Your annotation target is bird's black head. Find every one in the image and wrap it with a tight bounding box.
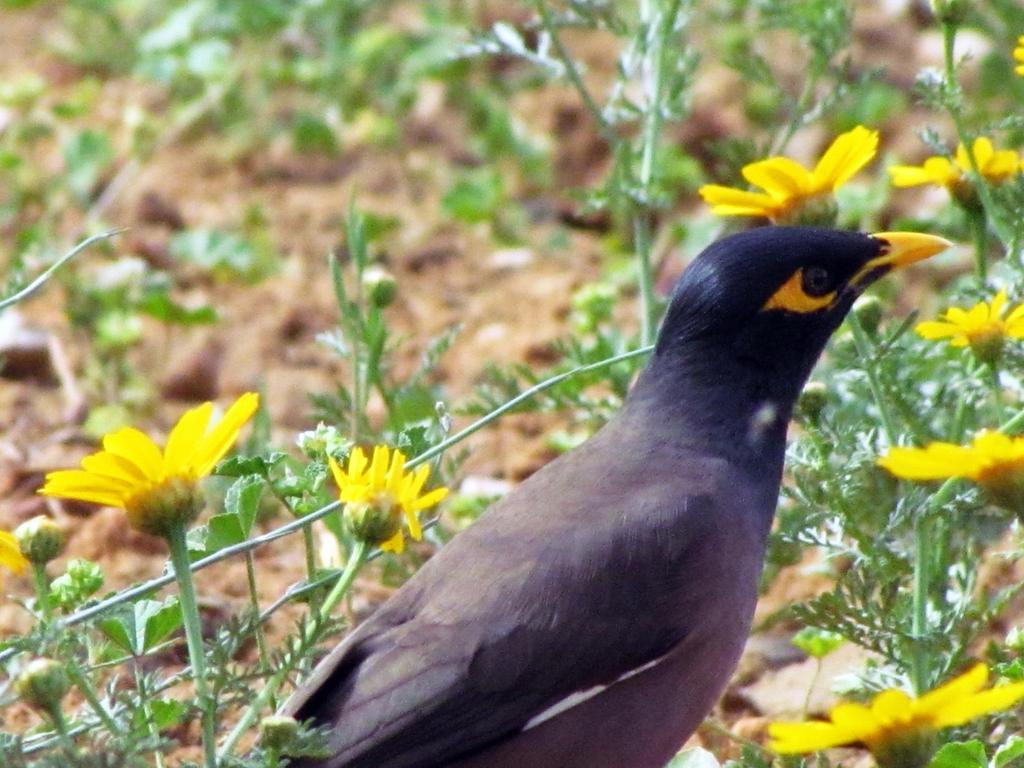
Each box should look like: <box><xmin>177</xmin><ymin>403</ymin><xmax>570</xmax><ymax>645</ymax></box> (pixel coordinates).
<box><xmin>635</xmin><ymin>227</ymin><xmax>949</xmax><ymax>469</ymax></box>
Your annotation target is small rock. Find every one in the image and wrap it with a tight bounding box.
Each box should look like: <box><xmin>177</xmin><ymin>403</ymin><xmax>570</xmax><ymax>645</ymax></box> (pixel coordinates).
<box><xmin>0</xmin><ymin>311</ymin><xmax>55</xmax><ymax>383</ymax></box>
<box><xmin>161</xmin><ymin>339</ymin><xmax>224</xmax><ymax>401</ymax></box>
<box><xmin>489</xmin><ymin>248</ymin><xmax>535</xmax><ymax>271</ymax></box>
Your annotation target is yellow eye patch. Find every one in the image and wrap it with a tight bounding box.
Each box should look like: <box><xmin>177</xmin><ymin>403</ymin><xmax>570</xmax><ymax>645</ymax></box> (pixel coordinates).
<box><xmin>762</xmin><ymin>269</ymin><xmax>837</xmax><ymax>314</ymax></box>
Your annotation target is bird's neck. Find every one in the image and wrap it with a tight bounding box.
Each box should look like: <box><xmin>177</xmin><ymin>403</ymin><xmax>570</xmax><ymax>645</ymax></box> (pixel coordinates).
<box><xmin>625</xmin><ymin>341</ymin><xmax>808</xmax><ymax>480</ymax></box>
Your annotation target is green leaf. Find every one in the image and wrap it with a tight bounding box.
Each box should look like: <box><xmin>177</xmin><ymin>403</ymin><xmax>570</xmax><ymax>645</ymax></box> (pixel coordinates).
<box><xmin>929</xmin><ymin>741</ymin><xmax>987</xmax><ymax>768</ymax></box>
<box><xmin>152</xmin><ymin>698</ymin><xmax>188</xmax><ymax>730</ymax></box>
<box><xmin>792</xmin><ymin>627</ymin><xmax>845</xmax><ymax>658</ymax></box>
<box><xmin>292</xmin><ymin>112</ymin><xmax>338</xmax><ymax>155</ymax></box>
<box><xmin>99</xmin><ymin>598</ymin><xmax>182</xmax><ymax>656</ymax></box>
<box><xmin>994</xmin><ymin>736</ymin><xmax>1024</xmax><ymax>767</ymax></box>
<box><xmin>138</xmin><ymin>290</ymin><xmax>218</xmax><ymax>325</ymax></box>
<box><xmin>215</xmin><ymin>452</ymin><xmax>286</xmax><ymax>478</ymax></box>
<box><xmin>62</xmin><ymin>129</ymin><xmax>114</xmax><ymax>201</ymax></box>
<box><xmin>224</xmin><ymin>475</ymin><xmax>264</xmax><ymax>537</ymax></box>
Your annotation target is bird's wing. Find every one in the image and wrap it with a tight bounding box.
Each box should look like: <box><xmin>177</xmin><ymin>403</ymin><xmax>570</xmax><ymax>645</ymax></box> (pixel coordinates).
<box><xmin>286</xmin><ymin>438</ymin><xmax>762</xmax><ymax>768</ymax></box>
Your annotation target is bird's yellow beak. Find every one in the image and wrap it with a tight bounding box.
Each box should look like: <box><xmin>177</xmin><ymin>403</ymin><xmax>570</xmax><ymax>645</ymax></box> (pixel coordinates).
<box><xmin>851</xmin><ymin>232</ymin><xmax>954</xmax><ymax>286</ymax></box>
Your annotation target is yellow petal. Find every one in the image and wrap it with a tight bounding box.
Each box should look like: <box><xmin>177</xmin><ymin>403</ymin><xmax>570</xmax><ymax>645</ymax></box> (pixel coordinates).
<box><xmin>871</xmin><ymin>690</ymin><xmax>913</xmax><ymax>725</ymax></box>
<box><xmin>916</xmin><ymin>664</ymin><xmax>988</xmax><ymax>716</ymax></box>
<box><xmin>406</xmin><ymin>486</ymin><xmax>449</xmax><ymax>512</ymax></box>
<box><xmin>371</xmin><ymin>446</ymin><xmax>389</xmax><ymax>489</ymax></box>
<box><xmin>698</xmin><ymin>184</ymin><xmax>780</xmax><ymax>217</ymax></box>
<box><xmin>889</xmin><ymin>164</ymin><xmax>934</xmax><ymax>187</ymax></box>
<box><xmin>0</xmin><ymin>531</ymin><xmax>29</xmax><ymax>575</ymax></box>
<box><xmin>812</xmin><ymin>125</ymin><xmax>878</xmax><ymax>190</ymax></box>
<box><xmin>768</xmin><ymin>721</ymin><xmax>861</xmax><ymax>754</ymax></box>
<box><xmin>915</xmin><ymin>321</ymin><xmax>958</xmax><ymax>340</ymax></box>
<box><xmin>163</xmin><ymin>402</ymin><xmax>213</xmax><ymax>476</ymax></box>
<box><xmin>190</xmin><ymin>392</ymin><xmax>260</xmax><ymax>477</ymax></box>
<box><xmin>878</xmin><ymin>444</ymin><xmax>976</xmax><ymax>480</ymax></box>
<box><xmin>347</xmin><ymin>447</ymin><xmax>368</xmax><ymax>480</ymax></box>
<box><xmin>931</xmin><ymin>681</ymin><xmax>1024</xmax><ymax>728</ymax></box>
<box><xmin>102</xmin><ymin>428</ymin><xmax>164</xmax><ymax>481</ymax></box>
<box><xmin>80</xmin><ymin>452</ymin><xmax>148</xmax><ymax>489</ymax></box>
<box><xmin>742</xmin><ymin>157</ymin><xmax>813</xmax><ymax>198</ymax></box>
<box><xmin>387</xmin><ymin>449</ymin><xmax>407</xmax><ymax>494</ymax></box>
<box><xmin>328</xmin><ymin>457</ymin><xmax>348</xmax><ymax>492</ymax></box>
<box><xmin>379</xmin><ymin>530</ymin><xmax>405</xmax><ymax>554</ymax></box>
<box><xmin>403</xmin><ymin>508</ymin><xmax>423</xmax><ymax>541</ymax></box>
<box><xmin>39</xmin><ymin>470</ymin><xmax>128</xmax><ymax>507</ymax></box>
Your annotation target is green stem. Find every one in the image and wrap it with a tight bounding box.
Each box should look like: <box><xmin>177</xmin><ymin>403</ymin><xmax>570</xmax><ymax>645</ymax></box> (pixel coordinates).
<box><xmin>911</xmin><ymin>510</ymin><xmax>930</xmax><ymax>695</ymax></box>
<box><xmin>532</xmin><ymin>0</ymin><xmax>617</xmax><ymax>147</ymax></box>
<box><xmin>134</xmin><ymin>661</ymin><xmax>167</xmax><ymax>768</ymax></box>
<box><xmin>969</xmin><ymin>209</ymin><xmax>989</xmax><ymax>284</ymax></box>
<box><xmin>989</xmin><ymin>363</ymin><xmax>1004</xmax><ymax>423</ymax></box>
<box><xmin>849</xmin><ymin>314</ymin><xmax>899</xmax><ymax>443</ymax></box>
<box><xmin>319</xmin><ymin>539</ymin><xmax>369</xmax><ymax>622</ymax></box>
<box><xmin>47</xmin><ymin>706</ymin><xmax>79</xmax><ymax>761</ymax></box>
<box><xmin>301</xmin><ymin>525</ymin><xmax>318</xmax><ymax>588</ymax></box>
<box><xmin>167</xmin><ymin>524</ymin><xmax>216</xmax><ymax>768</ymax></box>
<box><xmin>218</xmin><ymin>539</ymin><xmax>370</xmax><ymax>759</ymax></box>
<box><xmin>68</xmin><ymin>664</ymin><xmax>121</xmax><ymax>736</ymax></box>
<box><xmin>245</xmin><ymin>551</ymin><xmax>272</xmax><ymax>676</ymax></box>
<box><xmin>941</xmin><ymin>22</ymin><xmax>1014</xmax><ymax>247</ymax></box>
<box><xmin>633</xmin><ymin>0</ymin><xmax>683</xmax><ymax>346</ymax></box>
<box><xmin>32</xmin><ymin>563</ymin><xmax>51</xmax><ymax>622</ymax></box>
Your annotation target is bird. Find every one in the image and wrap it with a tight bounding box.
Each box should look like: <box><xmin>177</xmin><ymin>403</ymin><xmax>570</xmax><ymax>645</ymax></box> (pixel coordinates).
<box><xmin>282</xmin><ymin>226</ymin><xmax>951</xmax><ymax>768</ymax></box>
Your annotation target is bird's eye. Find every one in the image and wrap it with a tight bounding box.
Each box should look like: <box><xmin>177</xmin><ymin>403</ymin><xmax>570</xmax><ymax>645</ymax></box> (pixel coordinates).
<box><xmin>801</xmin><ymin>266</ymin><xmax>832</xmax><ymax>296</ymax></box>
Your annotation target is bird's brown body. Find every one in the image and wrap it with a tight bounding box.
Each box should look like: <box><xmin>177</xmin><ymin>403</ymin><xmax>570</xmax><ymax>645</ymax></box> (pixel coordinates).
<box><xmin>284</xmin><ymin>228</ymin><xmax>951</xmax><ymax>768</ymax></box>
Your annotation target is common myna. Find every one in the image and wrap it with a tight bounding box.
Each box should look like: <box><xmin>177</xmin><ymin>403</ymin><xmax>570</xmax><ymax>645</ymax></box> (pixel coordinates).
<box><xmin>284</xmin><ymin>227</ymin><xmax>951</xmax><ymax>768</ymax></box>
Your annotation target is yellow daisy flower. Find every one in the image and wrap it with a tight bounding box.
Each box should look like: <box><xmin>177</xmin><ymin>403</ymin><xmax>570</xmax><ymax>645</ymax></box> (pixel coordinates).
<box><xmin>40</xmin><ymin>393</ymin><xmax>259</xmax><ymax>537</ymax></box>
<box><xmin>770</xmin><ymin>664</ymin><xmax>1024</xmax><ymax>768</ymax></box>
<box><xmin>329</xmin><ymin>445</ymin><xmax>448</xmax><ymax>554</ymax></box>
<box><xmin>879</xmin><ymin>430</ymin><xmax>1024</xmax><ymax>511</ymax></box>
<box><xmin>0</xmin><ymin>530</ymin><xmax>29</xmax><ymax>582</ymax></box>
<box><xmin>1015</xmin><ymin>35</ymin><xmax>1024</xmax><ymax>77</ymax></box>
<box><xmin>915</xmin><ymin>290</ymin><xmax>1024</xmax><ymax>363</ymax></box>
<box><xmin>889</xmin><ymin>137</ymin><xmax>1022</xmax><ymax>196</ymax></box>
<box><xmin>698</xmin><ymin>125</ymin><xmax>878</xmax><ymax>224</ymax></box>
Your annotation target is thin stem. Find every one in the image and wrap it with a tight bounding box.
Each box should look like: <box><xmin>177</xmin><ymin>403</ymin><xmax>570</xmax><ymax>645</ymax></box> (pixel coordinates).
<box><xmin>32</xmin><ymin>563</ymin><xmax>51</xmax><ymax>622</ymax></box>
<box><xmin>218</xmin><ymin>539</ymin><xmax>370</xmax><ymax>758</ymax></box>
<box><xmin>532</xmin><ymin>0</ymin><xmax>617</xmax><ymax>147</ymax></box>
<box><xmin>849</xmin><ymin>314</ymin><xmax>899</xmax><ymax>443</ymax></box>
<box><xmin>989</xmin><ymin>364</ymin><xmax>1004</xmax><ymax>423</ymax></box>
<box><xmin>0</xmin><ymin>231</ymin><xmax>121</xmax><ymax>311</ymax></box>
<box><xmin>47</xmin><ymin>707</ymin><xmax>79</xmax><ymax>761</ymax></box>
<box><xmin>302</xmin><ymin>524</ymin><xmax>318</xmax><ymax>583</ymax></box>
<box><xmin>318</xmin><ymin>539</ymin><xmax>369</xmax><ymax>622</ymax></box>
<box><xmin>133</xmin><ymin>661</ymin><xmax>167</xmax><ymax>768</ymax></box>
<box><xmin>970</xmin><ymin>209</ymin><xmax>989</xmax><ymax>284</ymax></box>
<box><xmin>634</xmin><ymin>0</ymin><xmax>683</xmax><ymax>345</ymax></box>
<box><xmin>245</xmin><ymin>551</ymin><xmax>272</xmax><ymax>676</ymax></box>
<box><xmin>167</xmin><ymin>524</ymin><xmax>216</xmax><ymax>768</ymax></box>
<box><xmin>941</xmin><ymin>22</ymin><xmax>1013</xmax><ymax>246</ymax></box>
<box><xmin>67</xmin><ymin>664</ymin><xmax>121</xmax><ymax>736</ymax></box>
<box><xmin>911</xmin><ymin>510</ymin><xmax>930</xmax><ymax>695</ymax></box>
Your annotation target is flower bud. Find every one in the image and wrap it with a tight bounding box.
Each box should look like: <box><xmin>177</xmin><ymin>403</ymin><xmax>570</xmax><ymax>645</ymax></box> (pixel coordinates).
<box><xmin>362</xmin><ymin>265</ymin><xmax>397</xmax><ymax>308</ymax></box>
<box><xmin>126</xmin><ymin>477</ymin><xmax>204</xmax><ymax>538</ymax></box>
<box><xmin>345</xmin><ymin>500</ymin><xmax>401</xmax><ymax>547</ymax></box>
<box><xmin>260</xmin><ymin>714</ymin><xmax>299</xmax><ymax>752</ymax></box>
<box><xmin>798</xmin><ymin>382</ymin><xmax>828</xmax><ymax>426</ymax></box>
<box><xmin>967</xmin><ymin>329</ymin><xmax>1005</xmax><ymax>367</ymax></box>
<box><xmin>777</xmin><ymin>195</ymin><xmax>837</xmax><ymax>227</ymax></box>
<box><xmin>15</xmin><ymin>658</ymin><xmax>70</xmax><ymax>713</ymax></box>
<box><xmin>930</xmin><ymin>0</ymin><xmax>967</xmax><ymax>25</ymax></box>
<box><xmin>15</xmin><ymin>516</ymin><xmax>66</xmax><ymax>565</ymax></box>
<box><xmin>852</xmin><ymin>295</ymin><xmax>883</xmax><ymax>334</ymax></box>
